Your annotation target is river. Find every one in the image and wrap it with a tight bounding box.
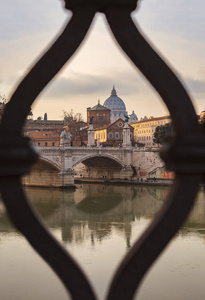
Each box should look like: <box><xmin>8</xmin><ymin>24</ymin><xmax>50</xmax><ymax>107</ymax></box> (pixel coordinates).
<box><xmin>0</xmin><ymin>183</ymin><xmax>205</xmax><ymax>299</ymax></box>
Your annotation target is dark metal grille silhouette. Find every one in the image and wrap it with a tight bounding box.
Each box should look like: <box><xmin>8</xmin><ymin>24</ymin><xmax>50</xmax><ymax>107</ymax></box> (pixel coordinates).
<box><xmin>0</xmin><ymin>0</ymin><xmax>202</xmax><ymax>299</ymax></box>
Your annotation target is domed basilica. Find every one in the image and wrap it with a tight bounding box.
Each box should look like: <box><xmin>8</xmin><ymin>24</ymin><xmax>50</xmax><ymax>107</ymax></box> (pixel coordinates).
<box><xmin>87</xmin><ymin>86</ymin><xmax>138</xmax><ymax>128</ymax></box>
<box><xmin>103</xmin><ymin>86</ymin><xmax>127</xmax><ymax>123</ymax></box>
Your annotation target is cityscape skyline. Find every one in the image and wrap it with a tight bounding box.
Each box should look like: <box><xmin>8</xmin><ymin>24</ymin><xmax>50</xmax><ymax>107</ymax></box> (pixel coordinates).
<box><xmin>0</xmin><ymin>0</ymin><xmax>205</xmax><ymax>120</ymax></box>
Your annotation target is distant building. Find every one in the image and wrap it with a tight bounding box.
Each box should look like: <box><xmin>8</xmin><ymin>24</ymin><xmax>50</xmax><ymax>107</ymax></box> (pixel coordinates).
<box><xmin>24</xmin><ymin>117</ymin><xmax>65</xmax><ymax>148</ymax></box>
<box><xmin>131</xmin><ymin>115</ymin><xmax>171</xmax><ymax>148</ymax></box>
<box><xmin>87</xmin><ymin>100</ymin><xmax>110</xmax><ymax>129</ymax></box>
<box><xmin>25</xmin><ymin>119</ymin><xmax>65</xmax><ymax>134</ymax></box>
<box><xmin>95</xmin><ymin>118</ymin><xmax>134</xmax><ymax>146</ymax></box>
<box><xmin>129</xmin><ymin>110</ymin><xmax>138</xmax><ymax>123</ymax></box>
<box><xmin>27</xmin><ymin>131</ymin><xmax>60</xmax><ymax>147</ymax></box>
<box><xmin>103</xmin><ymin>86</ymin><xmax>127</xmax><ymax>123</ymax></box>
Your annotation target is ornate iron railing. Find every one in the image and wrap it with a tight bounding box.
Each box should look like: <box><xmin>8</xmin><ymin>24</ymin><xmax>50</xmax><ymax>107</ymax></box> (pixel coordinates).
<box><xmin>0</xmin><ymin>0</ymin><xmax>202</xmax><ymax>299</ymax></box>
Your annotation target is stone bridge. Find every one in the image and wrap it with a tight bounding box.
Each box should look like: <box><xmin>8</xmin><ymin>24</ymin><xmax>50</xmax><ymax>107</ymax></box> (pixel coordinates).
<box><xmin>23</xmin><ymin>146</ymin><xmax>135</xmax><ymax>188</ymax></box>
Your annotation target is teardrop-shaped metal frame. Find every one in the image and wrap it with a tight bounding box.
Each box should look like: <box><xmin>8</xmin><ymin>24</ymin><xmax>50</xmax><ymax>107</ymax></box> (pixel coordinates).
<box><xmin>0</xmin><ymin>3</ymin><xmax>202</xmax><ymax>300</ymax></box>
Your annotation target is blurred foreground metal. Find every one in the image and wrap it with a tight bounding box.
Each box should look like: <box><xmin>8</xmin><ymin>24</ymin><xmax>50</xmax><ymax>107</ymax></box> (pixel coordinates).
<box><xmin>0</xmin><ymin>0</ymin><xmax>202</xmax><ymax>299</ymax></box>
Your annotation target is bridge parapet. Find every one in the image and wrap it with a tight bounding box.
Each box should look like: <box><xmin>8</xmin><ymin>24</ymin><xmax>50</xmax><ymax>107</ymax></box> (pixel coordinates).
<box><xmin>35</xmin><ymin>146</ymin><xmax>164</xmax><ymax>184</ymax></box>
<box><xmin>39</xmin><ymin>146</ymin><xmax>133</xmax><ymax>170</ymax></box>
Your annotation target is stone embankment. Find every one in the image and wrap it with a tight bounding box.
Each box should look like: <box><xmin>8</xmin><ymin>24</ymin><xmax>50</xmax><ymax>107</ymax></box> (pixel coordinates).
<box><xmin>75</xmin><ymin>177</ymin><xmax>174</xmax><ymax>187</ymax></box>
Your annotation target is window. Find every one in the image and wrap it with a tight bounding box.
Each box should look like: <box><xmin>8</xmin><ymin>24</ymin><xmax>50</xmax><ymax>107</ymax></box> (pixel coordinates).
<box><xmin>115</xmin><ymin>132</ymin><xmax>119</xmax><ymax>139</ymax></box>
<box><xmin>52</xmin><ymin>142</ymin><xmax>55</xmax><ymax>146</ymax></box>
<box><xmin>38</xmin><ymin>142</ymin><xmax>40</xmax><ymax>146</ymax></box>
<box><xmin>45</xmin><ymin>142</ymin><xmax>47</xmax><ymax>147</ymax></box>
<box><xmin>108</xmin><ymin>133</ymin><xmax>113</xmax><ymax>139</ymax></box>
<box><xmin>98</xmin><ymin>114</ymin><xmax>103</xmax><ymax>121</ymax></box>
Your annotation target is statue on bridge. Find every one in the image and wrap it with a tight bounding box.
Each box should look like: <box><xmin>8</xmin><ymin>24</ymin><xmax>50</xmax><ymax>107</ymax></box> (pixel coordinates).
<box><xmin>60</xmin><ymin>129</ymin><xmax>72</xmax><ymax>147</ymax></box>
<box><xmin>124</xmin><ymin>113</ymin><xmax>130</xmax><ymax>123</ymax></box>
<box><xmin>88</xmin><ymin>115</ymin><xmax>94</xmax><ymax>125</ymax></box>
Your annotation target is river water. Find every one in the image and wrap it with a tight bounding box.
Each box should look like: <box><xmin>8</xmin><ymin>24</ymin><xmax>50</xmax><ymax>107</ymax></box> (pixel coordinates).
<box><xmin>1</xmin><ymin>183</ymin><xmax>205</xmax><ymax>300</ymax></box>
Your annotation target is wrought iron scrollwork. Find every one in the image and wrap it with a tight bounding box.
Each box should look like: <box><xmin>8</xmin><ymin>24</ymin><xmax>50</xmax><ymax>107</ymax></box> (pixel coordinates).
<box><xmin>0</xmin><ymin>0</ymin><xmax>202</xmax><ymax>299</ymax></box>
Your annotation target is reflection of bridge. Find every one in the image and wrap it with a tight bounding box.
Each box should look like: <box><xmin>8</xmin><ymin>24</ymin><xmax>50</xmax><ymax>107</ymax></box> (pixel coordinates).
<box><xmin>0</xmin><ymin>184</ymin><xmax>165</xmax><ymax>248</ymax></box>
<box><xmin>23</xmin><ymin>146</ymin><xmax>134</xmax><ymax>187</ymax></box>
<box><xmin>1</xmin><ymin>186</ymin><xmax>205</xmax><ymax>246</ymax></box>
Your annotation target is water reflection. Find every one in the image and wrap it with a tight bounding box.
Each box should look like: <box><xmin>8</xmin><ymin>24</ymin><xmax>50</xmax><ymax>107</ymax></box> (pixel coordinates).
<box><xmin>24</xmin><ymin>184</ymin><xmax>165</xmax><ymax>249</ymax></box>
<box><xmin>1</xmin><ymin>184</ymin><xmax>205</xmax><ymax>300</ymax></box>
<box><xmin>1</xmin><ymin>185</ymin><xmax>205</xmax><ymax>245</ymax></box>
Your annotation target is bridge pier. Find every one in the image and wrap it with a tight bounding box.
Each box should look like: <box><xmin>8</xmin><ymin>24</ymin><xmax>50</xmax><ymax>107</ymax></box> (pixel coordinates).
<box><xmin>120</xmin><ymin>165</ymin><xmax>133</xmax><ymax>180</ymax></box>
<box><xmin>59</xmin><ymin>171</ymin><xmax>75</xmax><ymax>189</ymax></box>
<box><xmin>59</xmin><ymin>148</ymin><xmax>75</xmax><ymax>188</ymax></box>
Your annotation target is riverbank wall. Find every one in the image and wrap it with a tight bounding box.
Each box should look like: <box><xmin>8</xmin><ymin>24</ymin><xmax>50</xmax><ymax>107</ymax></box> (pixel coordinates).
<box><xmin>75</xmin><ymin>177</ymin><xmax>174</xmax><ymax>187</ymax></box>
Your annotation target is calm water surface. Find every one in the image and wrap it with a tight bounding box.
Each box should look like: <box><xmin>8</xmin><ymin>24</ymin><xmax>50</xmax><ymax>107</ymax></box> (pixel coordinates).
<box><xmin>1</xmin><ymin>184</ymin><xmax>205</xmax><ymax>299</ymax></box>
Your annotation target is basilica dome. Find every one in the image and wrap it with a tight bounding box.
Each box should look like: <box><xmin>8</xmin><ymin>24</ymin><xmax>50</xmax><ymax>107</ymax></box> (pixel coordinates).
<box><xmin>129</xmin><ymin>110</ymin><xmax>138</xmax><ymax>123</ymax></box>
<box><xmin>103</xmin><ymin>87</ymin><xmax>127</xmax><ymax>123</ymax></box>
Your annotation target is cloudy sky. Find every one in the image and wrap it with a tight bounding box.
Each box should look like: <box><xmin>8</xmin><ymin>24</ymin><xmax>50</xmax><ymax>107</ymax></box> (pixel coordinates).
<box><xmin>0</xmin><ymin>0</ymin><xmax>205</xmax><ymax>120</ymax></box>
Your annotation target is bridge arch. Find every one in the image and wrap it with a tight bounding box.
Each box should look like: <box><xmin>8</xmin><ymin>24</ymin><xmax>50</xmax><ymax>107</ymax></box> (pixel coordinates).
<box><xmin>23</xmin><ymin>157</ymin><xmax>62</xmax><ymax>187</ymax></box>
<box><xmin>73</xmin><ymin>153</ymin><xmax>127</xmax><ymax>180</ymax></box>
<box><xmin>39</xmin><ymin>156</ymin><xmax>61</xmax><ymax>171</ymax></box>
<box><xmin>73</xmin><ymin>153</ymin><xmax>124</xmax><ymax>169</ymax></box>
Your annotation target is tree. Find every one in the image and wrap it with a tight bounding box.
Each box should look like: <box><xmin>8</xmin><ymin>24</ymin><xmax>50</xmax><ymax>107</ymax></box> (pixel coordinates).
<box><xmin>153</xmin><ymin>122</ymin><xmax>173</xmax><ymax>145</ymax></box>
<box><xmin>63</xmin><ymin>109</ymin><xmax>84</xmax><ymax>124</ymax></box>
<box><xmin>62</xmin><ymin>110</ymin><xmax>87</xmax><ymax>146</ymax></box>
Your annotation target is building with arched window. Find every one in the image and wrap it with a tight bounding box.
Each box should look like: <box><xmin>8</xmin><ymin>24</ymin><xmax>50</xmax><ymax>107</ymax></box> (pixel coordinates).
<box><xmin>87</xmin><ymin>100</ymin><xmax>110</xmax><ymax>129</ymax></box>
<box><xmin>95</xmin><ymin>118</ymin><xmax>134</xmax><ymax>146</ymax></box>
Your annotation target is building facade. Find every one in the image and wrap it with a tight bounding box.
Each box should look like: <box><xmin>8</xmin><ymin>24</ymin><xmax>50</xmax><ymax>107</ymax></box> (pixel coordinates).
<box><xmin>95</xmin><ymin>118</ymin><xmax>134</xmax><ymax>146</ymax></box>
<box><xmin>87</xmin><ymin>100</ymin><xmax>110</xmax><ymax>129</ymax></box>
<box><xmin>27</xmin><ymin>131</ymin><xmax>60</xmax><ymax>147</ymax></box>
<box><xmin>24</xmin><ymin>119</ymin><xmax>65</xmax><ymax>147</ymax></box>
<box><xmin>131</xmin><ymin>115</ymin><xmax>171</xmax><ymax>148</ymax></box>
<box><xmin>25</xmin><ymin>119</ymin><xmax>65</xmax><ymax>133</ymax></box>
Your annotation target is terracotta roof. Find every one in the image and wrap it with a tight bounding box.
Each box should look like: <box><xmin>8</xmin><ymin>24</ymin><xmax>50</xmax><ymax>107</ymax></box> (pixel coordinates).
<box><xmin>27</xmin><ymin>131</ymin><xmax>59</xmax><ymax>139</ymax></box>
<box><xmin>95</xmin><ymin>118</ymin><xmax>134</xmax><ymax>131</ymax></box>
<box><xmin>130</xmin><ymin>115</ymin><xmax>171</xmax><ymax>125</ymax></box>
<box><xmin>88</xmin><ymin>102</ymin><xmax>110</xmax><ymax>111</ymax></box>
